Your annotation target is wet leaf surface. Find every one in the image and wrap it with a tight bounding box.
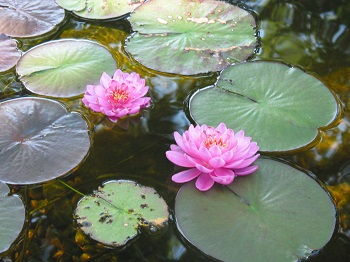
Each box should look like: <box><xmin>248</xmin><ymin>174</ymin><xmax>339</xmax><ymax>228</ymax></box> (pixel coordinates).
<box><xmin>0</xmin><ymin>182</ymin><xmax>25</xmax><ymax>253</ymax></box>
<box><xmin>0</xmin><ymin>34</ymin><xmax>21</xmax><ymax>72</ymax></box>
<box><xmin>175</xmin><ymin>158</ymin><xmax>337</xmax><ymax>262</ymax></box>
<box><xmin>189</xmin><ymin>61</ymin><xmax>339</xmax><ymax>152</ymax></box>
<box><xmin>126</xmin><ymin>0</ymin><xmax>257</xmax><ymax>75</ymax></box>
<box><xmin>56</xmin><ymin>0</ymin><xmax>145</xmax><ymax>20</ymax></box>
<box><xmin>16</xmin><ymin>39</ymin><xmax>117</xmax><ymax>98</ymax></box>
<box><xmin>75</xmin><ymin>180</ymin><xmax>169</xmax><ymax>247</ymax></box>
<box><xmin>0</xmin><ymin>97</ymin><xmax>91</xmax><ymax>184</ymax></box>
<box><xmin>0</xmin><ymin>0</ymin><xmax>65</xmax><ymax>37</ymax></box>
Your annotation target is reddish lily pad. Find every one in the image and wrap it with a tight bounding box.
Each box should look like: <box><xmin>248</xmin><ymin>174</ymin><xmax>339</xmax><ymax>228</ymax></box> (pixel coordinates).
<box><xmin>0</xmin><ymin>97</ymin><xmax>91</xmax><ymax>184</ymax></box>
<box><xmin>0</xmin><ymin>34</ymin><xmax>21</xmax><ymax>72</ymax></box>
<box><xmin>126</xmin><ymin>0</ymin><xmax>257</xmax><ymax>75</ymax></box>
<box><xmin>0</xmin><ymin>0</ymin><xmax>65</xmax><ymax>38</ymax></box>
<box><xmin>0</xmin><ymin>182</ymin><xmax>25</xmax><ymax>253</ymax></box>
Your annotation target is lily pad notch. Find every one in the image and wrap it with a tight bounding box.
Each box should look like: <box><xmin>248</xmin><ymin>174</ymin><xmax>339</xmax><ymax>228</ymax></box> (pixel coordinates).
<box><xmin>189</xmin><ymin>61</ymin><xmax>340</xmax><ymax>152</ymax></box>
<box><xmin>75</xmin><ymin>180</ymin><xmax>169</xmax><ymax>247</ymax></box>
<box><xmin>174</xmin><ymin>158</ymin><xmax>338</xmax><ymax>262</ymax></box>
<box><xmin>126</xmin><ymin>0</ymin><xmax>258</xmax><ymax>75</ymax></box>
<box><xmin>16</xmin><ymin>39</ymin><xmax>117</xmax><ymax>98</ymax></box>
<box><xmin>0</xmin><ymin>97</ymin><xmax>91</xmax><ymax>184</ymax></box>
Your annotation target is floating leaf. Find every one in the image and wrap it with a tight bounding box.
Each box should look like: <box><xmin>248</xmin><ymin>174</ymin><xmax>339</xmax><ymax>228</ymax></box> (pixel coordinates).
<box><xmin>0</xmin><ymin>182</ymin><xmax>25</xmax><ymax>253</ymax></box>
<box><xmin>126</xmin><ymin>0</ymin><xmax>257</xmax><ymax>75</ymax></box>
<box><xmin>75</xmin><ymin>180</ymin><xmax>169</xmax><ymax>247</ymax></box>
<box><xmin>0</xmin><ymin>0</ymin><xmax>65</xmax><ymax>38</ymax></box>
<box><xmin>56</xmin><ymin>0</ymin><xmax>144</xmax><ymax>20</ymax></box>
<box><xmin>175</xmin><ymin>158</ymin><xmax>337</xmax><ymax>262</ymax></box>
<box><xmin>189</xmin><ymin>61</ymin><xmax>339</xmax><ymax>152</ymax></box>
<box><xmin>16</xmin><ymin>39</ymin><xmax>116</xmax><ymax>98</ymax></box>
<box><xmin>0</xmin><ymin>97</ymin><xmax>91</xmax><ymax>184</ymax></box>
<box><xmin>0</xmin><ymin>34</ymin><xmax>21</xmax><ymax>72</ymax></box>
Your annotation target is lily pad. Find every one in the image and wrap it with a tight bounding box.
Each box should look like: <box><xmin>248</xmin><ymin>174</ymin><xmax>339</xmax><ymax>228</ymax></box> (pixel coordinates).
<box><xmin>0</xmin><ymin>97</ymin><xmax>91</xmax><ymax>184</ymax></box>
<box><xmin>0</xmin><ymin>181</ymin><xmax>25</xmax><ymax>253</ymax></box>
<box><xmin>0</xmin><ymin>34</ymin><xmax>21</xmax><ymax>72</ymax></box>
<box><xmin>16</xmin><ymin>39</ymin><xmax>116</xmax><ymax>98</ymax></box>
<box><xmin>75</xmin><ymin>180</ymin><xmax>169</xmax><ymax>247</ymax></box>
<box><xmin>56</xmin><ymin>0</ymin><xmax>144</xmax><ymax>20</ymax></box>
<box><xmin>175</xmin><ymin>158</ymin><xmax>337</xmax><ymax>262</ymax></box>
<box><xmin>125</xmin><ymin>0</ymin><xmax>257</xmax><ymax>75</ymax></box>
<box><xmin>189</xmin><ymin>61</ymin><xmax>339</xmax><ymax>152</ymax></box>
<box><xmin>0</xmin><ymin>0</ymin><xmax>65</xmax><ymax>38</ymax></box>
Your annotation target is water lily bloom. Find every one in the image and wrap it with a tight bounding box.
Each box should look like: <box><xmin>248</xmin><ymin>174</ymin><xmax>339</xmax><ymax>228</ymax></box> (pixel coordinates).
<box><xmin>82</xmin><ymin>70</ymin><xmax>151</xmax><ymax>122</ymax></box>
<box><xmin>166</xmin><ymin>123</ymin><xmax>260</xmax><ymax>191</ymax></box>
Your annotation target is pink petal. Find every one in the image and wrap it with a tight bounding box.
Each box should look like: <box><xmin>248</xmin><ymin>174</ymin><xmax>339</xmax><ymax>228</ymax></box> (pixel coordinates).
<box><xmin>94</xmin><ymin>85</ymin><xmax>107</xmax><ymax>97</ymax></box>
<box><xmin>212</xmin><ymin>168</ymin><xmax>235</xmax><ymax>178</ymax></box>
<box><xmin>233</xmin><ymin>154</ymin><xmax>260</xmax><ymax>169</ymax></box>
<box><xmin>172</xmin><ymin>168</ymin><xmax>202</xmax><ymax>183</ymax></box>
<box><xmin>195</xmin><ymin>163</ymin><xmax>213</xmax><ymax>173</ymax></box>
<box><xmin>166</xmin><ymin>151</ymin><xmax>195</xmax><ymax>167</ymax></box>
<box><xmin>195</xmin><ymin>173</ymin><xmax>215</xmax><ymax>191</ymax></box>
<box><xmin>224</xmin><ymin>158</ymin><xmax>245</xmax><ymax>169</ymax></box>
<box><xmin>211</xmin><ymin>174</ymin><xmax>234</xmax><ymax>185</ymax></box>
<box><xmin>235</xmin><ymin>165</ymin><xmax>259</xmax><ymax>176</ymax></box>
<box><xmin>208</xmin><ymin>157</ymin><xmax>225</xmax><ymax>168</ymax></box>
<box><xmin>100</xmin><ymin>72</ymin><xmax>111</xmax><ymax>87</ymax></box>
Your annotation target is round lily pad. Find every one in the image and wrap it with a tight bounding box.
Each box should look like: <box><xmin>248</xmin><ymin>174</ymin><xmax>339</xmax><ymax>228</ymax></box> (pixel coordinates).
<box><xmin>0</xmin><ymin>34</ymin><xmax>21</xmax><ymax>72</ymax></box>
<box><xmin>16</xmin><ymin>39</ymin><xmax>117</xmax><ymax>98</ymax></box>
<box><xmin>0</xmin><ymin>182</ymin><xmax>25</xmax><ymax>253</ymax></box>
<box><xmin>0</xmin><ymin>0</ymin><xmax>65</xmax><ymax>38</ymax></box>
<box><xmin>56</xmin><ymin>0</ymin><xmax>144</xmax><ymax>20</ymax></box>
<box><xmin>0</xmin><ymin>97</ymin><xmax>91</xmax><ymax>184</ymax></box>
<box><xmin>175</xmin><ymin>158</ymin><xmax>337</xmax><ymax>262</ymax></box>
<box><xmin>189</xmin><ymin>61</ymin><xmax>339</xmax><ymax>152</ymax></box>
<box><xmin>75</xmin><ymin>180</ymin><xmax>169</xmax><ymax>247</ymax></box>
<box><xmin>125</xmin><ymin>0</ymin><xmax>257</xmax><ymax>75</ymax></box>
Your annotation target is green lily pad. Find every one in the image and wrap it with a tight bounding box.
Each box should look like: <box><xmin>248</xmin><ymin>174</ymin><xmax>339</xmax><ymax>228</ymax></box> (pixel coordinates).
<box><xmin>189</xmin><ymin>61</ymin><xmax>339</xmax><ymax>152</ymax></box>
<box><xmin>0</xmin><ymin>181</ymin><xmax>25</xmax><ymax>253</ymax></box>
<box><xmin>56</xmin><ymin>0</ymin><xmax>144</xmax><ymax>20</ymax></box>
<box><xmin>0</xmin><ymin>0</ymin><xmax>65</xmax><ymax>38</ymax></box>
<box><xmin>0</xmin><ymin>97</ymin><xmax>91</xmax><ymax>184</ymax></box>
<box><xmin>0</xmin><ymin>34</ymin><xmax>21</xmax><ymax>72</ymax></box>
<box><xmin>175</xmin><ymin>158</ymin><xmax>337</xmax><ymax>262</ymax></box>
<box><xmin>75</xmin><ymin>180</ymin><xmax>169</xmax><ymax>247</ymax></box>
<box><xmin>16</xmin><ymin>39</ymin><xmax>116</xmax><ymax>98</ymax></box>
<box><xmin>125</xmin><ymin>0</ymin><xmax>257</xmax><ymax>75</ymax></box>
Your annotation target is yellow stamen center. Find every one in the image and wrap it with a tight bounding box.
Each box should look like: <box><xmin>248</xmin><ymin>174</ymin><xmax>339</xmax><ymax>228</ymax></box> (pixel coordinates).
<box><xmin>111</xmin><ymin>89</ymin><xmax>129</xmax><ymax>103</ymax></box>
<box><xmin>203</xmin><ymin>135</ymin><xmax>227</xmax><ymax>149</ymax></box>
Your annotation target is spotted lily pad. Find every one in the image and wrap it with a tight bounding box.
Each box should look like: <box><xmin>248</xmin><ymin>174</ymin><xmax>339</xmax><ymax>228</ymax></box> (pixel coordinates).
<box><xmin>175</xmin><ymin>158</ymin><xmax>337</xmax><ymax>262</ymax></box>
<box><xmin>16</xmin><ymin>39</ymin><xmax>116</xmax><ymax>98</ymax></box>
<box><xmin>0</xmin><ymin>97</ymin><xmax>90</xmax><ymax>184</ymax></box>
<box><xmin>0</xmin><ymin>34</ymin><xmax>21</xmax><ymax>72</ymax></box>
<box><xmin>0</xmin><ymin>0</ymin><xmax>65</xmax><ymax>38</ymax></box>
<box><xmin>189</xmin><ymin>61</ymin><xmax>339</xmax><ymax>152</ymax></box>
<box><xmin>0</xmin><ymin>182</ymin><xmax>25</xmax><ymax>253</ymax></box>
<box><xmin>75</xmin><ymin>180</ymin><xmax>169</xmax><ymax>247</ymax></box>
<box><xmin>125</xmin><ymin>0</ymin><xmax>257</xmax><ymax>75</ymax></box>
<box><xmin>55</xmin><ymin>0</ymin><xmax>144</xmax><ymax>20</ymax></box>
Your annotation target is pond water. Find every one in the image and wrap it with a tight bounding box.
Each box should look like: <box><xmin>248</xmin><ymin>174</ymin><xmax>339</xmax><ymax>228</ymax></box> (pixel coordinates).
<box><xmin>1</xmin><ymin>0</ymin><xmax>350</xmax><ymax>261</ymax></box>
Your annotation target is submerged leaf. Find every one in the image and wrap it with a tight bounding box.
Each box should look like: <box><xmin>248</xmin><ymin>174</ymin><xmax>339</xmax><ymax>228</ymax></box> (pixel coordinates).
<box><xmin>126</xmin><ymin>0</ymin><xmax>257</xmax><ymax>75</ymax></box>
<box><xmin>0</xmin><ymin>182</ymin><xmax>25</xmax><ymax>253</ymax></box>
<box><xmin>175</xmin><ymin>158</ymin><xmax>337</xmax><ymax>262</ymax></box>
<box><xmin>0</xmin><ymin>97</ymin><xmax>91</xmax><ymax>184</ymax></box>
<box><xmin>75</xmin><ymin>180</ymin><xmax>169</xmax><ymax>247</ymax></box>
<box><xmin>16</xmin><ymin>39</ymin><xmax>117</xmax><ymax>98</ymax></box>
<box><xmin>189</xmin><ymin>61</ymin><xmax>339</xmax><ymax>152</ymax></box>
<box><xmin>0</xmin><ymin>0</ymin><xmax>65</xmax><ymax>37</ymax></box>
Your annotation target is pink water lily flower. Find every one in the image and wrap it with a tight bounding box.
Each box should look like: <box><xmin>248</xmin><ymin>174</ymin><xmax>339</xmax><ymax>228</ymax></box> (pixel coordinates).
<box><xmin>82</xmin><ymin>70</ymin><xmax>151</xmax><ymax>122</ymax></box>
<box><xmin>166</xmin><ymin>123</ymin><xmax>260</xmax><ymax>191</ymax></box>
